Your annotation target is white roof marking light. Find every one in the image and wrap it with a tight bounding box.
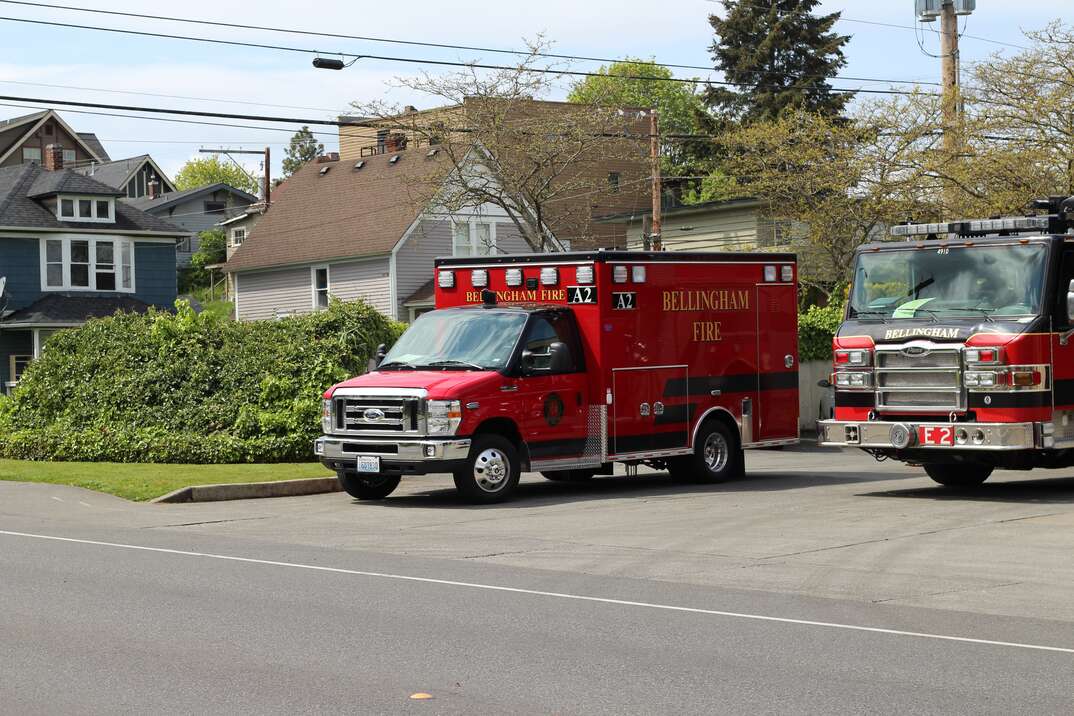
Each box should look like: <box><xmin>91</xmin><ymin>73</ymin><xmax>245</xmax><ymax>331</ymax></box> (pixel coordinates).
<box><xmin>470</xmin><ymin>269</ymin><xmax>488</xmax><ymax>287</ymax></box>
<box><xmin>575</xmin><ymin>265</ymin><xmax>594</xmax><ymax>284</ymax></box>
<box><xmin>505</xmin><ymin>268</ymin><xmax>522</xmax><ymax>286</ymax></box>
<box><xmin>612</xmin><ymin>265</ymin><xmax>628</xmax><ymax>284</ymax></box>
<box><xmin>764</xmin><ymin>265</ymin><xmax>777</xmax><ymax>282</ymax></box>
<box><xmin>631</xmin><ymin>265</ymin><xmax>646</xmax><ymax>283</ymax></box>
<box><xmin>437</xmin><ymin>270</ymin><xmax>454</xmax><ymax>288</ymax></box>
<box><xmin>540</xmin><ymin>267</ymin><xmax>558</xmax><ymax>286</ymax></box>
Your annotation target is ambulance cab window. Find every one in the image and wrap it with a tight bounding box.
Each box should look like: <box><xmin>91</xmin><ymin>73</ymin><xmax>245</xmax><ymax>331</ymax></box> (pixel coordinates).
<box><xmin>522</xmin><ymin>313</ymin><xmax>581</xmax><ymax>374</ymax></box>
<box><xmin>1057</xmin><ymin>249</ymin><xmax>1074</xmax><ymax>326</ymax></box>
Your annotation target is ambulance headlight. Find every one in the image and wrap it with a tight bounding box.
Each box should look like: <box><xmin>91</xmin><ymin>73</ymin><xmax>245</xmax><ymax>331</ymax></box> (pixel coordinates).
<box><xmin>470</xmin><ymin>269</ymin><xmax>488</xmax><ymax>287</ymax></box>
<box><xmin>426</xmin><ymin>400</ymin><xmax>462</xmax><ymax>436</ymax></box>
<box><xmin>321</xmin><ymin>399</ymin><xmax>334</xmax><ymax>432</ymax></box>
<box><xmin>540</xmin><ymin>267</ymin><xmax>559</xmax><ymax>286</ymax></box>
<box><xmin>438</xmin><ymin>270</ymin><xmax>455</xmax><ymax>288</ymax></box>
<box><xmin>505</xmin><ymin>268</ymin><xmax>523</xmax><ymax>286</ymax></box>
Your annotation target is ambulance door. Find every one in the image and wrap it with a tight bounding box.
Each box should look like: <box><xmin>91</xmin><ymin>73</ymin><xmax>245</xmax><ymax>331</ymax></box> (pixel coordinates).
<box><xmin>755</xmin><ymin>283</ymin><xmax>799</xmax><ymax>441</ymax></box>
<box><xmin>612</xmin><ymin>366</ymin><xmax>689</xmax><ymax>455</ymax></box>
<box><xmin>514</xmin><ymin>311</ymin><xmax>590</xmax><ymax>464</ymax></box>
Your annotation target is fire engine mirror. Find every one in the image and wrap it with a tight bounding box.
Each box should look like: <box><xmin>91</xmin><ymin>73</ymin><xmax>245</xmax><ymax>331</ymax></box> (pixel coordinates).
<box><xmin>1067</xmin><ymin>279</ymin><xmax>1074</xmax><ymax>322</ymax></box>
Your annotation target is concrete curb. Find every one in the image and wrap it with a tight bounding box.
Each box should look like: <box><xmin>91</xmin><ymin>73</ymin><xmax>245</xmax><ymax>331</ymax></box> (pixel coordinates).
<box><xmin>152</xmin><ymin>477</ymin><xmax>341</xmax><ymax>504</ymax></box>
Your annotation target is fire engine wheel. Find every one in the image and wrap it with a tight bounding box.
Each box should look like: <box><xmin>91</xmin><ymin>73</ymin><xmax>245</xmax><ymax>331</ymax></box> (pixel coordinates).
<box><xmin>541</xmin><ymin>470</ymin><xmax>597</xmax><ymax>482</ymax></box>
<box><xmin>453</xmin><ymin>435</ymin><xmax>521</xmax><ymax>504</ymax></box>
<box><xmin>669</xmin><ymin>421</ymin><xmax>742</xmax><ymax>483</ymax></box>
<box><xmin>337</xmin><ymin>472</ymin><xmax>401</xmax><ymax>500</ymax></box>
<box><xmin>923</xmin><ymin>463</ymin><xmax>993</xmax><ymax>487</ymax></box>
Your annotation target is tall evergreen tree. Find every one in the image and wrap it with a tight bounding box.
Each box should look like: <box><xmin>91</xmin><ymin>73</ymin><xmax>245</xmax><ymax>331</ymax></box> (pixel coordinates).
<box><xmin>282</xmin><ymin>126</ymin><xmax>325</xmax><ymax>176</ymax></box>
<box><xmin>705</xmin><ymin>0</ymin><xmax>851</xmax><ymax>122</ymax></box>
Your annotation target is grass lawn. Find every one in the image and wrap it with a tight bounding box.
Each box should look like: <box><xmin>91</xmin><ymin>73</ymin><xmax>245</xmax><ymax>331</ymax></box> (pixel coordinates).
<box><xmin>0</xmin><ymin>460</ymin><xmax>333</xmax><ymax>502</ymax></box>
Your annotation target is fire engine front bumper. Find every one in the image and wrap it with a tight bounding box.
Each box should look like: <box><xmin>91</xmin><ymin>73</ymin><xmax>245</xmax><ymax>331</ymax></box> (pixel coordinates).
<box><xmin>817</xmin><ymin>420</ymin><xmax>1044</xmax><ymax>451</ymax></box>
<box><xmin>315</xmin><ymin>436</ymin><xmax>472</xmax><ymax>475</ymax></box>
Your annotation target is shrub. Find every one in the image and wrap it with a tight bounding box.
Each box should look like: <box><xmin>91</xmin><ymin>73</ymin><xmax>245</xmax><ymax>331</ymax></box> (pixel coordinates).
<box><xmin>798</xmin><ymin>304</ymin><xmax>844</xmax><ymax>362</ymax></box>
<box><xmin>0</xmin><ymin>299</ymin><xmax>405</xmax><ymax>463</ymax></box>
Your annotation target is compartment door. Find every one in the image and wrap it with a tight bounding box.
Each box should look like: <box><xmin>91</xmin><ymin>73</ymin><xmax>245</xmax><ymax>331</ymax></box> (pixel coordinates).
<box><xmin>755</xmin><ymin>284</ymin><xmax>799</xmax><ymax>441</ymax></box>
<box><xmin>612</xmin><ymin>365</ymin><xmax>689</xmax><ymax>455</ymax></box>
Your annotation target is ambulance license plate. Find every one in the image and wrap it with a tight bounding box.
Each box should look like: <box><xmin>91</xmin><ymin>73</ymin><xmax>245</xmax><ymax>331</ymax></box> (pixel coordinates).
<box><xmin>356</xmin><ymin>455</ymin><xmax>381</xmax><ymax>473</ymax></box>
<box><xmin>918</xmin><ymin>426</ymin><xmax>954</xmax><ymax>446</ymax></box>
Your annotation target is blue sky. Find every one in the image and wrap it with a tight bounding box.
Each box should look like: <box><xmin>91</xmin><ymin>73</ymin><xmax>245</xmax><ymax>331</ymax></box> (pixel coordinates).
<box><xmin>0</xmin><ymin>0</ymin><xmax>1070</xmax><ymax>183</ymax></box>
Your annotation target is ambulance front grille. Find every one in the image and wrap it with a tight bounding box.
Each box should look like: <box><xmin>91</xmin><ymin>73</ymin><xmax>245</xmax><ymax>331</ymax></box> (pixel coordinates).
<box><xmin>876</xmin><ymin>348</ymin><xmax>963</xmax><ymax>411</ymax></box>
<box><xmin>334</xmin><ymin>397</ymin><xmax>421</xmax><ymax>435</ymax></box>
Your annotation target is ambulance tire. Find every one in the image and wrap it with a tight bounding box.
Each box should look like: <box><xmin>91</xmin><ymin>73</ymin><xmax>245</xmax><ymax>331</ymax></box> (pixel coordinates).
<box><xmin>669</xmin><ymin>420</ymin><xmax>742</xmax><ymax>483</ymax></box>
<box><xmin>453</xmin><ymin>434</ymin><xmax>522</xmax><ymax>504</ymax></box>
<box><xmin>338</xmin><ymin>472</ymin><xmax>401</xmax><ymax>500</ymax></box>
<box><xmin>541</xmin><ymin>470</ymin><xmax>596</xmax><ymax>482</ymax></box>
<box><xmin>924</xmin><ymin>463</ymin><xmax>993</xmax><ymax>487</ymax></box>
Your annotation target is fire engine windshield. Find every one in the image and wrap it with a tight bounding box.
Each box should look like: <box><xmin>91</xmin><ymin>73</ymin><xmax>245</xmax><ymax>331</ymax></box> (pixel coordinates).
<box><xmin>849</xmin><ymin>243</ymin><xmax>1048</xmax><ymax>321</ymax></box>
<box><xmin>380</xmin><ymin>309</ymin><xmax>528</xmax><ymax>371</ymax></box>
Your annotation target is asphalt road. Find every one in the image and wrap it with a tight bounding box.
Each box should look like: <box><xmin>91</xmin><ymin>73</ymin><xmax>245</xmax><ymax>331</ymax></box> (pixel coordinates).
<box><xmin>3</xmin><ymin>446</ymin><xmax>1074</xmax><ymax>714</ymax></box>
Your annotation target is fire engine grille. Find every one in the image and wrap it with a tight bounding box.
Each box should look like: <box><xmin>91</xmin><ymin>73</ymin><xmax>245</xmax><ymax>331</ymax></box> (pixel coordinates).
<box><xmin>876</xmin><ymin>348</ymin><xmax>962</xmax><ymax>411</ymax></box>
<box><xmin>335</xmin><ymin>397</ymin><xmax>420</xmax><ymax>434</ymax></box>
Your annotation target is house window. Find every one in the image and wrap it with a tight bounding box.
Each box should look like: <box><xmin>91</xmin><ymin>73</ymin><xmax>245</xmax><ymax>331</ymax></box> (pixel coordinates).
<box><xmin>452</xmin><ymin>221</ymin><xmax>495</xmax><ymax>257</ymax></box>
<box><xmin>176</xmin><ymin>236</ymin><xmax>192</xmax><ymax>253</ymax></box>
<box><xmin>63</xmin><ymin>149</ymin><xmax>76</xmax><ymax>164</ymax></box>
<box><xmin>44</xmin><ymin>123</ymin><xmax>54</xmax><ymax>136</ymax></box>
<box><xmin>608</xmin><ymin>172</ymin><xmax>621</xmax><ymax>193</ymax></box>
<box><xmin>40</xmin><ymin>237</ymin><xmax>135</xmax><ymax>292</ymax></box>
<box><xmin>312</xmin><ymin>266</ymin><xmax>329</xmax><ymax>309</ymax></box>
<box><xmin>7</xmin><ymin>355</ymin><xmax>32</xmax><ymax>393</ymax></box>
<box><xmin>231</xmin><ymin>228</ymin><xmax>246</xmax><ymax>246</ymax></box>
<box><xmin>204</xmin><ymin>201</ymin><xmax>226</xmax><ymax>215</ymax></box>
<box><xmin>55</xmin><ymin>195</ymin><xmax>115</xmax><ymax>223</ymax></box>
<box><xmin>22</xmin><ymin>147</ymin><xmax>41</xmax><ymax>163</ymax></box>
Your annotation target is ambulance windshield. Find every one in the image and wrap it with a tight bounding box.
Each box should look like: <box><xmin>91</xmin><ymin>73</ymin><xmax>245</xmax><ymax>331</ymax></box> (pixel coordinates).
<box><xmin>380</xmin><ymin>309</ymin><xmax>528</xmax><ymax>371</ymax></box>
<box><xmin>849</xmin><ymin>243</ymin><xmax>1048</xmax><ymax>321</ymax></box>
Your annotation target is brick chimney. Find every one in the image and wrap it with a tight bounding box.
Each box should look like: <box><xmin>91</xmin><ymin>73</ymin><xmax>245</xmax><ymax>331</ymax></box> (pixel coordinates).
<box><xmin>43</xmin><ymin>144</ymin><xmax>64</xmax><ymax>171</ymax></box>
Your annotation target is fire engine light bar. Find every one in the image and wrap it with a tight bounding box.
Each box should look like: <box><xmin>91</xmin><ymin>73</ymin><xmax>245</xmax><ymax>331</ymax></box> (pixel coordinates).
<box><xmin>612</xmin><ymin>265</ymin><xmax>628</xmax><ymax>284</ymax></box>
<box><xmin>505</xmin><ymin>268</ymin><xmax>523</xmax><ymax>286</ymax></box>
<box><xmin>575</xmin><ymin>265</ymin><xmax>594</xmax><ymax>284</ymax></box>
<box><xmin>890</xmin><ymin>216</ymin><xmax>1049</xmax><ymax>238</ymax></box>
<box><xmin>781</xmin><ymin>265</ymin><xmax>793</xmax><ymax>282</ymax></box>
<box><xmin>631</xmin><ymin>265</ymin><xmax>646</xmax><ymax>283</ymax></box>
<box><xmin>437</xmin><ymin>270</ymin><xmax>455</xmax><ymax>288</ymax></box>
<box><xmin>470</xmin><ymin>269</ymin><xmax>488</xmax><ymax>287</ymax></box>
<box><xmin>540</xmin><ymin>267</ymin><xmax>559</xmax><ymax>286</ymax></box>
<box><xmin>764</xmin><ymin>265</ymin><xmax>777</xmax><ymax>282</ymax></box>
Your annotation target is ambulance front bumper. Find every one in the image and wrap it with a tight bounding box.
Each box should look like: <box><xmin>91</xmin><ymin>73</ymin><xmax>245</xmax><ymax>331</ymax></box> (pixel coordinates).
<box><xmin>817</xmin><ymin>420</ymin><xmax>1043</xmax><ymax>451</ymax></box>
<box><xmin>315</xmin><ymin>436</ymin><xmax>472</xmax><ymax>475</ymax></box>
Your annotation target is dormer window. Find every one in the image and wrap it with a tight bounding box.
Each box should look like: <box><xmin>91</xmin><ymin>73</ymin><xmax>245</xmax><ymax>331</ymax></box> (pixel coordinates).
<box><xmin>57</xmin><ymin>195</ymin><xmax>114</xmax><ymax>223</ymax></box>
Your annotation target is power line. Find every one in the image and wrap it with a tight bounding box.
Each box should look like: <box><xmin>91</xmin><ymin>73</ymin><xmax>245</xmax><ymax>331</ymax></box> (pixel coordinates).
<box><xmin>0</xmin><ymin>0</ymin><xmax>942</xmax><ymax>87</ymax></box>
<box><xmin>0</xmin><ymin>15</ymin><xmax>934</xmax><ymax>97</ymax></box>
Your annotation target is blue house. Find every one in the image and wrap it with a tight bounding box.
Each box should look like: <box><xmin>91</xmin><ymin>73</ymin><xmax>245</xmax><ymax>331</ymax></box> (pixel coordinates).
<box><xmin>0</xmin><ymin>147</ymin><xmax>185</xmax><ymax>392</ymax></box>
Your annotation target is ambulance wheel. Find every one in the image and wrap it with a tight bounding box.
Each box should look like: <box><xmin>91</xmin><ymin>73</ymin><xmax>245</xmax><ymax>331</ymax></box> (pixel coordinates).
<box><xmin>338</xmin><ymin>472</ymin><xmax>401</xmax><ymax>500</ymax></box>
<box><xmin>924</xmin><ymin>463</ymin><xmax>993</xmax><ymax>487</ymax></box>
<box><xmin>669</xmin><ymin>421</ymin><xmax>742</xmax><ymax>483</ymax></box>
<box><xmin>541</xmin><ymin>470</ymin><xmax>596</xmax><ymax>482</ymax></box>
<box><xmin>453</xmin><ymin>434</ymin><xmax>521</xmax><ymax>504</ymax></box>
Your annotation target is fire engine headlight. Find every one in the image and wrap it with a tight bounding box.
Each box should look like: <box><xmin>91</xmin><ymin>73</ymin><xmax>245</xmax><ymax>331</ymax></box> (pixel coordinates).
<box><xmin>322</xmin><ymin>399</ymin><xmax>334</xmax><ymax>433</ymax></box>
<box><xmin>834</xmin><ymin>371</ymin><xmax>871</xmax><ymax>388</ymax></box>
<box><xmin>965</xmin><ymin>371</ymin><xmax>997</xmax><ymax>388</ymax></box>
<box><xmin>426</xmin><ymin>400</ymin><xmax>463</xmax><ymax>436</ymax></box>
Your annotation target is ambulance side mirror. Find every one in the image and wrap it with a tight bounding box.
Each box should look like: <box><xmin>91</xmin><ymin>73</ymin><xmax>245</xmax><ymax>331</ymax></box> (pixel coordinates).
<box><xmin>374</xmin><ymin>343</ymin><xmax>387</xmax><ymax>367</ymax></box>
<box><xmin>547</xmin><ymin>341</ymin><xmax>572</xmax><ymax>373</ymax></box>
<box><xmin>1067</xmin><ymin>279</ymin><xmax>1074</xmax><ymax>323</ymax></box>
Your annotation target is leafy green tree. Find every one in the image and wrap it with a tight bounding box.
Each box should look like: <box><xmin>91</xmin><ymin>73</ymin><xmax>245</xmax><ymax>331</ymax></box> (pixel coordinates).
<box><xmin>282</xmin><ymin>126</ymin><xmax>325</xmax><ymax>176</ymax></box>
<box><xmin>174</xmin><ymin>155</ymin><xmax>260</xmax><ymax>195</ymax></box>
<box><xmin>191</xmin><ymin>229</ymin><xmax>226</xmax><ymax>271</ymax></box>
<box><xmin>568</xmin><ymin>59</ymin><xmax>707</xmax><ymax>174</ymax></box>
<box><xmin>706</xmin><ymin>0</ymin><xmax>850</xmax><ymax>122</ymax></box>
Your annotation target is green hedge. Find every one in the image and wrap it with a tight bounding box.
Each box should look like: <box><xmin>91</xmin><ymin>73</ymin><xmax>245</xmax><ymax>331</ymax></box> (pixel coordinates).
<box><xmin>798</xmin><ymin>305</ymin><xmax>844</xmax><ymax>362</ymax></box>
<box><xmin>0</xmin><ymin>299</ymin><xmax>405</xmax><ymax>463</ymax></box>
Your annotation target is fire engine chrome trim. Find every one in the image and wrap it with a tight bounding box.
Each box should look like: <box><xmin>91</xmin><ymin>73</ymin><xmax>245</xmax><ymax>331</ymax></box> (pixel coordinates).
<box><xmin>331</xmin><ymin>387</ymin><xmax>429</xmax><ymax>398</ymax></box>
<box><xmin>315</xmin><ymin>436</ymin><xmax>471</xmax><ymax>462</ymax></box>
<box><xmin>692</xmin><ymin>406</ymin><xmax>741</xmax><ymax>445</ymax></box>
<box><xmin>816</xmin><ymin>420</ymin><xmax>1038</xmax><ymax>451</ymax></box>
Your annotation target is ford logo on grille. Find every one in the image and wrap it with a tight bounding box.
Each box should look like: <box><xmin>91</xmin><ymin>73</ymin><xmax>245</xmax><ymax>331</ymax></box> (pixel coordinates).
<box><xmin>902</xmin><ymin>346</ymin><xmax>929</xmax><ymax>357</ymax></box>
<box><xmin>363</xmin><ymin>408</ymin><xmax>386</xmax><ymax>421</ymax></box>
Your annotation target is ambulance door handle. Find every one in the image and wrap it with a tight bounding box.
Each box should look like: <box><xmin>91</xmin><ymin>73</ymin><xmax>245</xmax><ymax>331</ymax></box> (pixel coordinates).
<box><xmin>710</xmin><ymin>390</ymin><xmax>722</xmax><ymax>396</ymax></box>
<box><xmin>500</xmin><ymin>385</ymin><xmax>518</xmax><ymax>392</ymax></box>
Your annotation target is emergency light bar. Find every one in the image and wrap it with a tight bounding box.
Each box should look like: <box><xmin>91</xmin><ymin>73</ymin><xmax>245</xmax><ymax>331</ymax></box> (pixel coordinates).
<box><xmin>890</xmin><ymin>216</ymin><xmax>1051</xmax><ymax>239</ymax></box>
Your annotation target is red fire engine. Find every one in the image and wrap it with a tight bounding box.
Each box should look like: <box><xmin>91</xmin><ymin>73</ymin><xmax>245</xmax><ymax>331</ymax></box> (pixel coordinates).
<box><xmin>316</xmin><ymin>251</ymin><xmax>799</xmax><ymax>503</ymax></box>
<box><xmin>819</xmin><ymin>196</ymin><xmax>1074</xmax><ymax>486</ymax></box>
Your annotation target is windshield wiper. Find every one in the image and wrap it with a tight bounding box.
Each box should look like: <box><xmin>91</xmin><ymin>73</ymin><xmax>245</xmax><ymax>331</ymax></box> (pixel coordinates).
<box><xmin>377</xmin><ymin>360</ymin><xmax>418</xmax><ymax>371</ymax></box>
<box><xmin>419</xmin><ymin>359</ymin><xmax>487</xmax><ymax>371</ymax></box>
<box><xmin>947</xmin><ymin>306</ymin><xmax>997</xmax><ymax>323</ymax></box>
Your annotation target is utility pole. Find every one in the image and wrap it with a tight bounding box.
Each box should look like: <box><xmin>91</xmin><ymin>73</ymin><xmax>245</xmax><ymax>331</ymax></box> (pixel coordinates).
<box><xmin>198</xmin><ymin>147</ymin><xmax>272</xmax><ymax>204</ymax></box>
<box><xmin>649</xmin><ymin>109</ymin><xmax>662</xmax><ymax>252</ymax></box>
<box><xmin>939</xmin><ymin>0</ymin><xmax>961</xmax><ymax>162</ymax></box>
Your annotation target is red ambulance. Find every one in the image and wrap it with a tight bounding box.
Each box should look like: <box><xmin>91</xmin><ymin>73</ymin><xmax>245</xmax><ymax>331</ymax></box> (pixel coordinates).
<box><xmin>316</xmin><ymin>251</ymin><xmax>800</xmax><ymax>503</ymax></box>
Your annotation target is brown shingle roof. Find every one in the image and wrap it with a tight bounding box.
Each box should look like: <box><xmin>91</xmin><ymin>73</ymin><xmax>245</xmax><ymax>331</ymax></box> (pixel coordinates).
<box><xmin>224</xmin><ymin>151</ymin><xmax>451</xmax><ymax>273</ymax></box>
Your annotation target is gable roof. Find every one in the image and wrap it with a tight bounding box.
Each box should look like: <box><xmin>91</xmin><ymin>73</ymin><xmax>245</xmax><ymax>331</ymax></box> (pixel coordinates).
<box><xmin>0</xmin><ymin>110</ymin><xmax>107</xmax><ymax>165</ymax></box>
<box><xmin>126</xmin><ymin>182</ymin><xmax>258</xmax><ymax>213</ymax></box>
<box><xmin>76</xmin><ymin>133</ymin><xmax>111</xmax><ymax>162</ymax></box>
<box><xmin>75</xmin><ymin>154</ymin><xmax>173</xmax><ymax>192</ymax></box>
<box><xmin>0</xmin><ymin>163</ymin><xmax>184</xmax><ymax>235</ymax></box>
<box><xmin>224</xmin><ymin>151</ymin><xmax>452</xmax><ymax>273</ymax></box>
